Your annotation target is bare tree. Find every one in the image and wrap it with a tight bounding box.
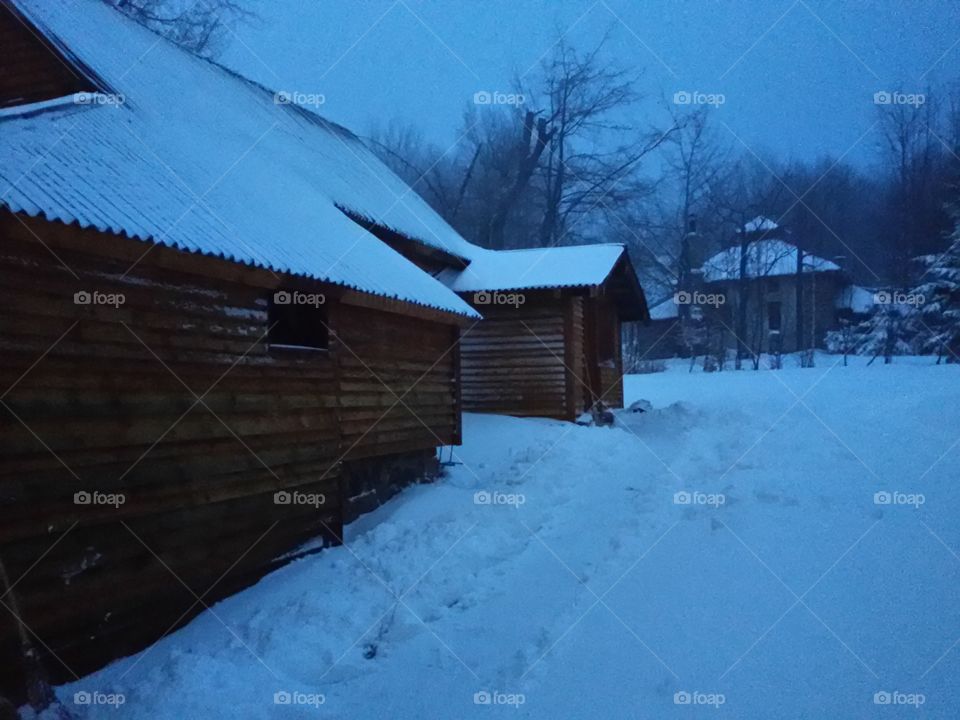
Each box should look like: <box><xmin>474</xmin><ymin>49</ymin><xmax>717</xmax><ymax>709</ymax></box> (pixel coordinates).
<box><xmin>103</xmin><ymin>0</ymin><xmax>255</xmax><ymax>57</ymax></box>
<box><xmin>528</xmin><ymin>35</ymin><xmax>674</xmax><ymax>247</ymax></box>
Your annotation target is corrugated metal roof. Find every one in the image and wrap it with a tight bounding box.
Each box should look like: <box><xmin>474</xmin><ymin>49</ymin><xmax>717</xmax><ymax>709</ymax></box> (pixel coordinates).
<box><xmin>441</xmin><ymin>244</ymin><xmax>628</xmax><ymax>293</ymax></box>
<box><xmin>0</xmin><ymin>0</ymin><xmax>479</xmax><ymax>318</ymax></box>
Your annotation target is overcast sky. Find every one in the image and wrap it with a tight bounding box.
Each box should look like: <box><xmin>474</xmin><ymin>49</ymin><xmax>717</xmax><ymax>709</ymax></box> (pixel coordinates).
<box><xmin>222</xmin><ymin>0</ymin><xmax>960</xmax><ymax>169</ymax></box>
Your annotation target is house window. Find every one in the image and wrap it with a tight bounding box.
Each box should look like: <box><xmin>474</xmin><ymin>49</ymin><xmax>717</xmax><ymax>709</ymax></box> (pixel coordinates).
<box><xmin>765</xmin><ymin>278</ymin><xmax>779</xmax><ymax>294</ymax></box>
<box><xmin>267</xmin><ymin>290</ymin><xmax>329</xmax><ymax>350</ymax></box>
<box><xmin>767</xmin><ymin>301</ymin><xmax>782</xmax><ymax>331</ymax></box>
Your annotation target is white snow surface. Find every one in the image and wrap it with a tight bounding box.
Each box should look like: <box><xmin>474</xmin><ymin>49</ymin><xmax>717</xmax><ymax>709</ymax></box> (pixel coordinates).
<box><xmin>702</xmin><ymin>239</ymin><xmax>840</xmax><ymax>282</ymax></box>
<box><xmin>742</xmin><ymin>215</ymin><xmax>780</xmax><ymax>233</ymax></box>
<box><xmin>40</xmin><ymin>356</ymin><xmax>960</xmax><ymax>719</ymax></box>
<box><xmin>1</xmin><ymin>0</ymin><xmax>478</xmax><ymax>317</ymax></box>
<box><xmin>441</xmin><ymin>243</ymin><xmax>627</xmax><ymax>292</ymax></box>
<box><xmin>835</xmin><ymin>284</ymin><xmax>875</xmax><ymax>313</ymax></box>
<box><xmin>648</xmin><ymin>297</ymin><xmax>679</xmax><ymax>320</ymax></box>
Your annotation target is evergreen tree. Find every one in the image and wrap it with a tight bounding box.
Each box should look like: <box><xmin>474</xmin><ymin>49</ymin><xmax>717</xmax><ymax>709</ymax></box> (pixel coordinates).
<box><xmin>914</xmin><ymin>210</ymin><xmax>960</xmax><ymax>362</ymax></box>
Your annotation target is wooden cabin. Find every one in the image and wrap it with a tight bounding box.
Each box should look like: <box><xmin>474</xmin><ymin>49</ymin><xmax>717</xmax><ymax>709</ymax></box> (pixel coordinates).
<box><xmin>438</xmin><ymin>245</ymin><xmax>649</xmax><ymax>420</ymax></box>
<box><xmin>0</xmin><ymin>0</ymin><xmax>478</xmax><ymax>701</ymax></box>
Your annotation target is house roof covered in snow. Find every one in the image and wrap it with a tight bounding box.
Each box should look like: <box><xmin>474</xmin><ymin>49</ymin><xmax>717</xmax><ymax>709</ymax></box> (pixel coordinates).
<box><xmin>742</xmin><ymin>216</ymin><xmax>780</xmax><ymax>234</ymax></box>
<box><xmin>648</xmin><ymin>297</ymin><xmax>680</xmax><ymax>321</ymax></box>
<box><xmin>835</xmin><ymin>284</ymin><xmax>875</xmax><ymax>314</ymax></box>
<box><xmin>442</xmin><ymin>244</ymin><xmax>626</xmax><ymax>292</ymax></box>
<box><xmin>0</xmin><ymin>0</ymin><xmax>479</xmax><ymax>318</ymax></box>
<box><xmin>701</xmin><ymin>239</ymin><xmax>841</xmax><ymax>282</ymax></box>
<box><xmin>439</xmin><ymin>243</ymin><xmax>649</xmax><ymax>320</ymax></box>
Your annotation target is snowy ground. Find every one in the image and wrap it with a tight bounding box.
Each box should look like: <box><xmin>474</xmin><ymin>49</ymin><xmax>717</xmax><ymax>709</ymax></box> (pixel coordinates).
<box><xmin>42</xmin><ymin>354</ymin><xmax>960</xmax><ymax>718</ymax></box>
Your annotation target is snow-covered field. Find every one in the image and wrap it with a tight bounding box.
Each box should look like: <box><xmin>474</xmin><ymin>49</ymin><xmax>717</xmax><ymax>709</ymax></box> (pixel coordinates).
<box><xmin>45</xmin><ymin>356</ymin><xmax>960</xmax><ymax>719</ymax></box>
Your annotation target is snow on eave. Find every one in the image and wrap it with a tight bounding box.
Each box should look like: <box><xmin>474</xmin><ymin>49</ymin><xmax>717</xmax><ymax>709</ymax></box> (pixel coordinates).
<box><xmin>3</xmin><ymin>207</ymin><xmax>482</xmax><ymax>320</ymax></box>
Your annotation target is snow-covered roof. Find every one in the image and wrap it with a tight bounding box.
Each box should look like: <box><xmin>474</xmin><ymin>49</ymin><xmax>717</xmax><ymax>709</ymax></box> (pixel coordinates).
<box><xmin>441</xmin><ymin>244</ymin><xmax>629</xmax><ymax>292</ymax></box>
<box><xmin>835</xmin><ymin>285</ymin><xmax>875</xmax><ymax>313</ymax></box>
<box><xmin>648</xmin><ymin>298</ymin><xmax>679</xmax><ymax>320</ymax></box>
<box><xmin>743</xmin><ymin>216</ymin><xmax>780</xmax><ymax>234</ymax></box>
<box><xmin>0</xmin><ymin>0</ymin><xmax>479</xmax><ymax>318</ymax></box>
<box><xmin>702</xmin><ymin>239</ymin><xmax>840</xmax><ymax>282</ymax></box>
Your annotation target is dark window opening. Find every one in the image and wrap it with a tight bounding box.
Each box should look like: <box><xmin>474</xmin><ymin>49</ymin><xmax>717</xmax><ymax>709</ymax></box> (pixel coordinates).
<box><xmin>765</xmin><ymin>278</ymin><xmax>779</xmax><ymax>293</ymax></box>
<box><xmin>767</xmin><ymin>301</ymin><xmax>782</xmax><ymax>331</ymax></box>
<box><xmin>268</xmin><ymin>292</ymin><xmax>329</xmax><ymax>350</ymax></box>
<box><xmin>596</xmin><ymin>308</ymin><xmax>619</xmax><ymax>363</ymax></box>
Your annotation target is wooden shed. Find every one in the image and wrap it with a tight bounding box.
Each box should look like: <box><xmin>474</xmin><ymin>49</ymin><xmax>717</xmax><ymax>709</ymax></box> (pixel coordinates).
<box><xmin>438</xmin><ymin>245</ymin><xmax>649</xmax><ymax>420</ymax></box>
<box><xmin>0</xmin><ymin>0</ymin><xmax>478</xmax><ymax>701</ymax></box>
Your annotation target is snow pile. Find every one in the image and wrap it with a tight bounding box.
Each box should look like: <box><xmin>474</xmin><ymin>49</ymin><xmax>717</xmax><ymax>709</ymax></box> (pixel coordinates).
<box><xmin>36</xmin><ymin>359</ymin><xmax>960</xmax><ymax>718</ymax></box>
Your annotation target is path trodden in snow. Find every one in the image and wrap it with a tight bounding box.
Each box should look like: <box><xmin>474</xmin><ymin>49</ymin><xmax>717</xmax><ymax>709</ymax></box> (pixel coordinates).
<box><xmin>45</xmin><ymin>358</ymin><xmax>960</xmax><ymax>719</ymax></box>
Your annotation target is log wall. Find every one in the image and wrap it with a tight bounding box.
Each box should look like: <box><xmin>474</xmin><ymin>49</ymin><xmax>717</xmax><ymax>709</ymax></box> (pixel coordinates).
<box><xmin>460</xmin><ymin>296</ymin><xmax>570</xmax><ymax>419</ymax></box>
<box><xmin>0</xmin><ymin>215</ymin><xmax>460</xmax><ymax>698</ymax></box>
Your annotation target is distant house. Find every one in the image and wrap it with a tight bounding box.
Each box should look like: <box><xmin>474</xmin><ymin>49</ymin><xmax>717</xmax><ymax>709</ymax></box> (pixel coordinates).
<box><xmin>629</xmin><ymin>217</ymin><xmax>876</xmax><ymax>360</ymax></box>
<box><xmin>700</xmin><ymin>220</ymin><xmax>847</xmax><ymax>354</ymax></box>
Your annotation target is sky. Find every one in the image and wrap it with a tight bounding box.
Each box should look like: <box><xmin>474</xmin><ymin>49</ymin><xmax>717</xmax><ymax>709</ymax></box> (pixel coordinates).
<box><xmin>221</xmin><ymin>0</ymin><xmax>960</xmax><ymax>169</ymax></box>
